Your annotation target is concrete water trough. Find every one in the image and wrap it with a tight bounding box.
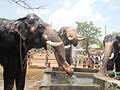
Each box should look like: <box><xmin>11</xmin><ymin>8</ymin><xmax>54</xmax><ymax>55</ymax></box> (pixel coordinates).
<box><xmin>40</xmin><ymin>67</ymin><xmax>120</xmax><ymax>90</ymax></box>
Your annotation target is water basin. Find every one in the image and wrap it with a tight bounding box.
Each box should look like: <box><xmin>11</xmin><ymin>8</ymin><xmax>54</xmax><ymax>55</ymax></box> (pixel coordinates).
<box><xmin>40</xmin><ymin>67</ymin><xmax>120</xmax><ymax>90</ymax></box>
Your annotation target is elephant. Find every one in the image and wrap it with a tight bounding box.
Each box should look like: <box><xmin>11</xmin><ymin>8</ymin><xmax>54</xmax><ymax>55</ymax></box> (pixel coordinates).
<box><xmin>54</xmin><ymin>27</ymin><xmax>85</xmax><ymax>66</ymax></box>
<box><xmin>99</xmin><ymin>34</ymin><xmax>120</xmax><ymax>73</ymax></box>
<box><xmin>0</xmin><ymin>13</ymin><xmax>73</xmax><ymax>90</ymax></box>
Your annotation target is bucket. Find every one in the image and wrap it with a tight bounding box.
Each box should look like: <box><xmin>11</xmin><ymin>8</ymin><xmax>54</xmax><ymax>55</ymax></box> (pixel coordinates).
<box><xmin>46</xmin><ymin>62</ymin><xmax>50</xmax><ymax>68</ymax></box>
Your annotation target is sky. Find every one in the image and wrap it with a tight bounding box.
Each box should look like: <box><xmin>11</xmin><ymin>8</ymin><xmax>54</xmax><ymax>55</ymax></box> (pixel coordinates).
<box><xmin>0</xmin><ymin>0</ymin><xmax>120</xmax><ymax>40</ymax></box>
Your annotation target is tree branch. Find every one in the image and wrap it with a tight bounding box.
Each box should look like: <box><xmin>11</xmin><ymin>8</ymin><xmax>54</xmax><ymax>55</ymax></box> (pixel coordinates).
<box><xmin>9</xmin><ymin>0</ymin><xmax>44</xmax><ymax>10</ymax></box>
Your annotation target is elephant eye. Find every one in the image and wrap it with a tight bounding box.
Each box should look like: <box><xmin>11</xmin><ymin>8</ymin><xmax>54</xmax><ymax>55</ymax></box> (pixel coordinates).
<box><xmin>39</xmin><ymin>24</ymin><xmax>45</xmax><ymax>30</ymax></box>
<box><xmin>39</xmin><ymin>24</ymin><xmax>43</xmax><ymax>28</ymax></box>
<box><xmin>35</xmin><ymin>24</ymin><xmax>45</xmax><ymax>33</ymax></box>
<box><xmin>60</xmin><ymin>30</ymin><xmax>66</xmax><ymax>35</ymax></box>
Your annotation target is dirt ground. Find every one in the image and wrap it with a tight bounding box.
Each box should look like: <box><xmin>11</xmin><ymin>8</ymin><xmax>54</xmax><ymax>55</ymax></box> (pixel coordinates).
<box><xmin>0</xmin><ymin>52</ymin><xmax>59</xmax><ymax>90</ymax></box>
<box><xmin>0</xmin><ymin>66</ymin><xmax>45</xmax><ymax>90</ymax></box>
<box><xmin>0</xmin><ymin>58</ymin><xmax>58</xmax><ymax>90</ymax></box>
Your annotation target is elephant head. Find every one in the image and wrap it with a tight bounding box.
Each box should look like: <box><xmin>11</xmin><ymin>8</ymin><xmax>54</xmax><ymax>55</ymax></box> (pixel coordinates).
<box><xmin>56</xmin><ymin>27</ymin><xmax>85</xmax><ymax>65</ymax></box>
<box><xmin>11</xmin><ymin>13</ymin><xmax>73</xmax><ymax>75</ymax></box>
<box><xmin>58</xmin><ymin>27</ymin><xmax>85</xmax><ymax>48</ymax></box>
<box><xmin>99</xmin><ymin>34</ymin><xmax>120</xmax><ymax>73</ymax></box>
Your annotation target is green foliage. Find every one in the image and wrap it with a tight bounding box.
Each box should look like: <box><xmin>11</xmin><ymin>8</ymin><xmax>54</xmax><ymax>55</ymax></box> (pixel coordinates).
<box><xmin>112</xmin><ymin>32</ymin><xmax>120</xmax><ymax>35</ymax></box>
<box><xmin>76</xmin><ymin>21</ymin><xmax>102</xmax><ymax>51</ymax></box>
<box><xmin>53</xmin><ymin>29</ymin><xmax>58</xmax><ymax>33</ymax></box>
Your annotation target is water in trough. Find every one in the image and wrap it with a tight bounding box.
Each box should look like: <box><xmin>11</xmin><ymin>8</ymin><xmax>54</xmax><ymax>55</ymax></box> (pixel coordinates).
<box><xmin>70</xmin><ymin>75</ymin><xmax>93</xmax><ymax>84</ymax></box>
<box><xmin>51</xmin><ymin>73</ymin><xmax>94</xmax><ymax>84</ymax></box>
<box><xmin>40</xmin><ymin>68</ymin><xmax>120</xmax><ymax>90</ymax></box>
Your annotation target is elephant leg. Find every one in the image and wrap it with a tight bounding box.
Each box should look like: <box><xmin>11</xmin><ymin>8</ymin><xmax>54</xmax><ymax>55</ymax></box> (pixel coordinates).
<box><xmin>107</xmin><ymin>60</ymin><xmax>114</xmax><ymax>71</ymax></box>
<box><xmin>115</xmin><ymin>53</ymin><xmax>120</xmax><ymax>72</ymax></box>
<box><xmin>66</xmin><ymin>51</ymin><xmax>71</xmax><ymax>65</ymax></box>
<box><xmin>3</xmin><ymin>66</ymin><xmax>16</xmax><ymax>90</ymax></box>
<box><xmin>66</xmin><ymin>47</ymin><xmax>73</xmax><ymax>65</ymax></box>
<box><xmin>15</xmin><ymin>65</ymin><xmax>27</xmax><ymax>90</ymax></box>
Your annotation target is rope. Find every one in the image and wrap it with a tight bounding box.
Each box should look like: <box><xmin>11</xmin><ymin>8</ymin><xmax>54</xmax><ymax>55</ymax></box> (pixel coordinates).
<box><xmin>107</xmin><ymin>70</ymin><xmax>117</xmax><ymax>79</ymax></box>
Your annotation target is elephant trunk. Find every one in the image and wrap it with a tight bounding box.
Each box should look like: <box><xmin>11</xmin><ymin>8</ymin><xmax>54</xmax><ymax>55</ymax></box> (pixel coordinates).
<box><xmin>100</xmin><ymin>42</ymin><xmax>113</xmax><ymax>72</ymax></box>
<box><xmin>67</xmin><ymin>36</ymin><xmax>78</xmax><ymax>46</ymax></box>
<box><xmin>72</xmin><ymin>38</ymin><xmax>78</xmax><ymax>46</ymax></box>
<box><xmin>42</xmin><ymin>25</ymin><xmax>74</xmax><ymax>75</ymax></box>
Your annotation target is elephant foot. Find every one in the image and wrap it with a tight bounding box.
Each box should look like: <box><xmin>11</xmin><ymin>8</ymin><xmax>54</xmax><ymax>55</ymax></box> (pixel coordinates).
<box><xmin>62</xmin><ymin>64</ymin><xmax>74</xmax><ymax>76</ymax></box>
<box><xmin>105</xmin><ymin>71</ymin><xmax>116</xmax><ymax>78</ymax></box>
<box><xmin>116</xmin><ymin>76</ymin><xmax>120</xmax><ymax>80</ymax></box>
<box><xmin>98</xmin><ymin>69</ymin><xmax>118</xmax><ymax>79</ymax></box>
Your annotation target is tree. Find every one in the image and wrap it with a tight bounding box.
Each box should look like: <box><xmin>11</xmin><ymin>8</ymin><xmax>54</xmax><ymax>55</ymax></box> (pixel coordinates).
<box><xmin>76</xmin><ymin>21</ymin><xmax>102</xmax><ymax>52</ymax></box>
<box><xmin>112</xmin><ymin>32</ymin><xmax>120</xmax><ymax>35</ymax></box>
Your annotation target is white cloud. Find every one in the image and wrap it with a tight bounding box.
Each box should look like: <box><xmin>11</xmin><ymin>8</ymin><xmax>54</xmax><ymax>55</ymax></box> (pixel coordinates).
<box><xmin>63</xmin><ymin>0</ymin><xmax>75</xmax><ymax>9</ymax></box>
<box><xmin>109</xmin><ymin>4</ymin><xmax>120</xmax><ymax>11</ymax></box>
<box><xmin>91</xmin><ymin>13</ymin><xmax>105</xmax><ymax>22</ymax></box>
<box><xmin>47</xmin><ymin>0</ymin><xmax>109</xmax><ymax>30</ymax></box>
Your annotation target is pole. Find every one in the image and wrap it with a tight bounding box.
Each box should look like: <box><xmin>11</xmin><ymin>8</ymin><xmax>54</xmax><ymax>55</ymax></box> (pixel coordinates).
<box><xmin>105</xmin><ymin>24</ymin><xmax>107</xmax><ymax>36</ymax></box>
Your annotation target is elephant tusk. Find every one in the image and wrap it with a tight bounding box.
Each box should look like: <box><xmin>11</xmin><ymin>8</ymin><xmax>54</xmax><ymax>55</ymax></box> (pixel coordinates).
<box><xmin>78</xmin><ymin>37</ymin><xmax>85</xmax><ymax>41</ymax></box>
<box><xmin>109</xmin><ymin>53</ymin><xmax>114</xmax><ymax>59</ymax></box>
<box><xmin>46</xmin><ymin>41</ymin><xmax>63</xmax><ymax>46</ymax></box>
<box><xmin>64</xmin><ymin>45</ymin><xmax>71</xmax><ymax>49</ymax></box>
<box><xmin>101</xmin><ymin>53</ymin><xmax>104</xmax><ymax>60</ymax></box>
<box><xmin>68</xmin><ymin>37</ymin><xmax>74</xmax><ymax>40</ymax></box>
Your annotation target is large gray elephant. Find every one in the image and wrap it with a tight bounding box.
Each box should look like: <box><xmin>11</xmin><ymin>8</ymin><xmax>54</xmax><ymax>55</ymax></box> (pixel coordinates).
<box><xmin>99</xmin><ymin>34</ymin><xmax>120</xmax><ymax>73</ymax></box>
<box><xmin>0</xmin><ymin>14</ymin><xmax>73</xmax><ymax>90</ymax></box>
<box><xmin>54</xmin><ymin>27</ymin><xmax>85</xmax><ymax>66</ymax></box>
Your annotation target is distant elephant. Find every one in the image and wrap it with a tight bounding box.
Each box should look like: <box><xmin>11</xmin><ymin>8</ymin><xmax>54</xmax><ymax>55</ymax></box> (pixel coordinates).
<box><xmin>0</xmin><ymin>14</ymin><xmax>73</xmax><ymax>90</ymax></box>
<box><xmin>54</xmin><ymin>27</ymin><xmax>85</xmax><ymax>66</ymax></box>
<box><xmin>99</xmin><ymin>34</ymin><xmax>120</xmax><ymax>73</ymax></box>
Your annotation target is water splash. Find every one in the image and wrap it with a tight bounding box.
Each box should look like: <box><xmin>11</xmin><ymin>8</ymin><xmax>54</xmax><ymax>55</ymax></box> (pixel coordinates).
<box><xmin>40</xmin><ymin>74</ymin><xmax>51</xmax><ymax>87</ymax></box>
<box><xmin>68</xmin><ymin>75</ymin><xmax>93</xmax><ymax>84</ymax></box>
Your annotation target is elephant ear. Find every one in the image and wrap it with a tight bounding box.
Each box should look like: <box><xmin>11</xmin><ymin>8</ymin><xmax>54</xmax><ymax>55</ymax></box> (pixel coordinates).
<box><xmin>11</xmin><ymin>21</ymin><xmax>28</xmax><ymax>40</ymax></box>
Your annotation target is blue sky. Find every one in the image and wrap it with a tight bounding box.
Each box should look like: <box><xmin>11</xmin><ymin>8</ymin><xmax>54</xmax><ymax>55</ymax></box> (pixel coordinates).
<box><xmin>0</xmin><ymin>0</ymin><xmax>120</xmax><ymax>39</ymax></box>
